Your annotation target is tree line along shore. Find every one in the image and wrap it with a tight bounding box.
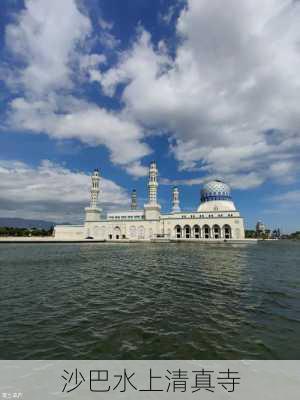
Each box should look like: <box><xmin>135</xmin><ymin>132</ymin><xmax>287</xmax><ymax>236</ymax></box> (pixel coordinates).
<box><xmin>0</xmin><ymin>226</ymin><xmax>54</xmax><ymax>237</ymax></box>
<box><xmin>245</xmin><ymin>229</ymin><xmax>300</xmax><ymax>240</ymax></box>
<box><xmin>0</xmin><ymin>225</ymin><xmax>299</xmax><ymax>240</ymax></box>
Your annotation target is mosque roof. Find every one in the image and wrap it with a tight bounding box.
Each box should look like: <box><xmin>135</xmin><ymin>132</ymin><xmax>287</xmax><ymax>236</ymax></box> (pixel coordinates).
<box><xmin>201</xmin><ymin>180</ymin><xmax>231</xmax><ymax>202</ymax></box>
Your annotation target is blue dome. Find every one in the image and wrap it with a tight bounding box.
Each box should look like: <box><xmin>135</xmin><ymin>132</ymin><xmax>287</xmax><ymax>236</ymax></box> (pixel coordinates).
<box><xmin>201</xmin><ymin>180</ymin><xmax>231</xmax><ymax>203</ymax></box>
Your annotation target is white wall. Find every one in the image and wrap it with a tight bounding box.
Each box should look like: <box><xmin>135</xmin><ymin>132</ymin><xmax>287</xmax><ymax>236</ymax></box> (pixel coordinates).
<box><xmin>84</xmin><ymin>220</ymin><xmax>161</xmax><ymax>240</ymax></box>
<box><xmin>164</xmin><ymin>217</ymin><xmax>245</xmax><ymax>239</ymax></box>
<box><xmin>54</xmin><ymin>225</ymin><xmax>85</xmax><ymax>240</ymax></box>
<box><xmin>80</xmin><ymin>216</ymin><xmax>245</xmax><ymax>240</ymax></box>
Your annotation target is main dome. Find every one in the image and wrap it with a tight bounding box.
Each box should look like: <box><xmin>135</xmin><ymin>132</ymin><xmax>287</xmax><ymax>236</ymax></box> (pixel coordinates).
<box><xmin>201</xmin><ymin>180</ymin><xmax>231</xmax><ymax>202</ymax></box>
<box><xmin>197</xmin><ymin>180</ymin><xmax>235</xmax><ymax>212</ymax></box>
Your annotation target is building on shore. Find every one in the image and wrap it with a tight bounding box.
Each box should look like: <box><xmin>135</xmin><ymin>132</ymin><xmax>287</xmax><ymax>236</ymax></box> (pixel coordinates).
<box><xmin>256</xmin><ymin>220</ymin><xmax>274</xmax><ymax>238</ymax></box>
<box><xmin>256</xmin><ymin>220</ymin><xmax>266</xmax><ymax>236</ymax></box>
<box><xmin>54</xmin><ymin>162</ymin><xmax>246</xmax><ymax>241</ymax></box>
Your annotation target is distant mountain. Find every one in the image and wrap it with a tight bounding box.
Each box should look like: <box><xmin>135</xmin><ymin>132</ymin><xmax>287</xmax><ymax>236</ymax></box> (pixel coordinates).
<box><xmin>0</xmin><ymin>218</ymin><xmax>61</xmax><ymax>229</ymax></box>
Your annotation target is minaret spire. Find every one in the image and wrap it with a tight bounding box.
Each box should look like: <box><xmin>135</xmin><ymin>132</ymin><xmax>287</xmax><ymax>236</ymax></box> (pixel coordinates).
<box><xmin>131</xmin><ymin>189</ymin><xmax>137</xmax><ymax>210</ymax></box>
<box><xmin>90</xmin><ymin>169</ymin><xmax>100</xmax><ymax>208</ymax></box>
<box><xmin>85</xmin><ymin>168</ymin><xmax>101</xmax><ymax>222</ymax></box>
<box><xmin>148</xmin><ymin>161</ymin><xmax>158</xmax><ymax>205</ymax></box>
<box><xmin>172</xmin><ymin>186</ymin><xmax>181</xmax><ymax>213</ymax></box>
<box><xmin>144</xmin><ymin>161</ymin><xmax>161</xmax><ymax>220</ymax></box>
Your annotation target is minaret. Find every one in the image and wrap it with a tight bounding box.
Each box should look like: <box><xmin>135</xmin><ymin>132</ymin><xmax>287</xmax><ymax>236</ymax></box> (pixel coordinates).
<box><xmin>85</xmin><ymin>169</ymin><xmax>102</xmax><ymax>222</ymax></box>
<box><xmin>148</xmin><ymin>161</ymin><xmax>158</xmax><ymax>205</ymax></box>
<box><xmin>131</xmin><ymin>189</ymin><xmax>137</xmax><ymax>210</ymax></box>
<box><xmin>172</xmin><ymin>186</ymin><xmax>181</xmax><ymax>213</ymax></box>
<box><xmin>90</xmin><ymin>169</ymin><xmax>100</xmax><ymax>208</ymax></box>
<box><xmin>144</xmin><ymin>161</ymin><xmax>161</xmax><ymax>220</ymax></box>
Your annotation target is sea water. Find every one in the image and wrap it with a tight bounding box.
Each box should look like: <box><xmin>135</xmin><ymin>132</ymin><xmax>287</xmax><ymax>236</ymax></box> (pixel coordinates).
<box><xmin>0</xmin><ymin>241</ymin><xmax>299</xmax><ymax>359</ymax></box>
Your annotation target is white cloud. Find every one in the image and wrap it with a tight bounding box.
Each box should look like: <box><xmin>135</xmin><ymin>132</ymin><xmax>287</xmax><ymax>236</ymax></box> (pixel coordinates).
<box><xmin>4</xmin><ymin>0</ymin><xmax>300</xmax><ymax>187</ymax></box>
<box><xmin>0</xmin><ymin>160</ymin><xmax>130</xmax><ymax>222</ymax></box>
<box><xmin>3</xmin><ymin>0</ymin><xmax>149</xmax><ymax>176</ymax></box>
<box><xmin>98</xmin><ymin>0</ymin><xmax>300</xmax><ymax>188</ymax></box>
<box><xmin>159</xmin><ymin>0</ymin><xmax>186</xmax><ymax>24</ymax></box>
<box><xmin>79</xmin><ymin>54</ymin><xmax>106</xmax><ymax>73</ymax></box>
<box><xmin>98</xmin><ymin>17</ymin><xmax>113</xmax><ymax>31</ymax></box>
<box><xmin>99</xmin><ymin>31</ymin><xmax>120</xmax><ymax>50</ymax></box>
<box><xmin>124</xmin><ymin>161</ymin><xmax>149</xmax><ymax>178</ymax></box>
<box><xmin>5</xmin><ymin>0</ymin><xmax>91</xmax><ymax>95</ymax></box>
<box><xmin>98</xmin><ymin>15</ymin><xmax>120</xmax><ymax>49</ymax></box>
<box><xmin>270</xmin><ymin>190</ymin><xmax>300</xmax><ymax>203</ymax></box>
<box><xmin>262</xmin><ymin>189</ymin><xmax>300</xmax><ymax>226</ymax></box>
<box><xmin>8</xmin><ymin>96</ymin><xmax>150</xmax><ymax>169</ymax></box>
<box><xmin>161</xmin><ymin>171</ymin><xmax>264</xmax><ymax>189</ymax></box>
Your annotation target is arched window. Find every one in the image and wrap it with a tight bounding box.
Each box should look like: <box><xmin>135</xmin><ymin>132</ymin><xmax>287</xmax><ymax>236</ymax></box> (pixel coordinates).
<box><xmin>184</xmin><ymin>225</ymin><xmax>191</xmax><ymax>239</ymax></box>
<box><xmin>114</xmin><ymin>226</ymin><xmax>121</xmax><ymax>239</ymax></box>
<box><xmin>202</xmin><ymin>224</ymin><xmax>210</xmax><ymax>239</ymax></box>
<box><xmin>212</xmin><ymin>224</ymin><xmax>221</xmax><ymax>239</ymax></box>
<box><xmin>174</xmin><ymin>225</ymin><xmax>182</xmax><ymax>239</ymax></box>
<box><xmin>193</xmin><ymin>225</ymin><xmax>201</xmax><ymax>238</ymax></box>
<box><xmin>222</xmin><ymin>224</ymin><xmax>232</xmax><ymax>239</ymax></box>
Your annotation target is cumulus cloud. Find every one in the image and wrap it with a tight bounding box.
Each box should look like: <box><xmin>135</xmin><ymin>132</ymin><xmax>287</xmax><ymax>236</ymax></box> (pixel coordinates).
<box><xmin>97</xmin><ymin>15</ymin><xmax>120</xmax><ymax>49</ymax></box>
<box><xmin>270</xmin><ymin>190</ymin><xmax>300</xmax><ymax>204</ymax></box>
<box><xmin>3</xmin><ymin>0</ymin><xmax>149</xmax><ymax>176</ymax></box>
<box><xmin>161</xmin><ymin>171</ymin><xmax>264</xmax><ymax>190</ymax></box>
<box><xmin>5</xmin><ymin>0</ymin><xmax>91</xmax><ymax>95</ymax></box>
<box><xmin>0</xmin><ymin>160</ymin><xmax>130</xmax><ymax>222</ymax></box>
<box><xmin>159</xmin><ymin>1</ymin><xmax>186</xmax><ymax>25</ymax></box>
<box><xmin>262</xmin><ymin>189</ymin><xmax>300</xmax><ymax>223</ymax></box>
<box><xmin>3</xmin><ymin>0</ymin><xmax>300</xmax><ymax>187</ymax></box>
<box><xmin>79</xmin><ymin>54</ymin><xmax>107</xmax><ymax>76</ymax></box>
<box><xmin>8</xmin><ymin>96</ymin><xmax>150</xmax><ymax>172</ymax></box>
<box><xmin>98</xmin><ymin>0</ymin><xmax>300</xmax><ymax>188</ymax></box>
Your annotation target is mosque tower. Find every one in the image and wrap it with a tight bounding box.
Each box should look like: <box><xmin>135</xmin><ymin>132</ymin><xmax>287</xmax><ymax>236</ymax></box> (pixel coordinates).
<box><xmin>148</xmin><ymin>161</ymin><xmax>159</xmax><ymax>205</ymax></box>
<box><xmin>90</xmin><ymin>169</ymin><xmax>100</xmax><ymax>208</ymax></box>
<box><xmin>144</xmin><ymin>161</ymin><xmax>161</xmax><ymax>220</ymax></box>
<box><xmin>131</xmin><ymin>189</ymin><xmax>137</xmax><ymax>210</ymax></box>
<box><xmin>85</xmin><ymin>169</ymin><xmax>102</xmax><ymax>222</ymax></box>
<box><xmin>172</xmin><ymin>186</ymin><xmax>181</xmax><ymax>213</ymax></box>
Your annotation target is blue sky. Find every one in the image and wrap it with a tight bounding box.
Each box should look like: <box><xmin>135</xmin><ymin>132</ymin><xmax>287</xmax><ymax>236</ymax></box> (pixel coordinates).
<box><xmin>0</xmin><ymin>0</ymin><xmax>300</xmax><ymax>232</ymax></box>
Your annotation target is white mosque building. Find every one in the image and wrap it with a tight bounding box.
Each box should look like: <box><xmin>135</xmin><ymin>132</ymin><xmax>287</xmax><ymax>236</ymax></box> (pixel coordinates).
<box><xmin>54</xmin><ymin>161</ymin><xmax>246</xmax><ymax>241</ymax></box>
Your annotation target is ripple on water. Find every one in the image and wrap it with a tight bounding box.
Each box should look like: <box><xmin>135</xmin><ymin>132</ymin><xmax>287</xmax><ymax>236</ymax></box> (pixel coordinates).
<box><xmin>0</xmin><ymin>241</ymin><xmax>300</xmax><ymax>359</ymax></box>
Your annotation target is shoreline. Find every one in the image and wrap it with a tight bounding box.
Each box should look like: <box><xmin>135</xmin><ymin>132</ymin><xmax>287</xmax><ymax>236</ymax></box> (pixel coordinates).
<box><xmin>0</xmin><ymin>237</ymin><xmax>258</xmax><ymax>244</ymax></box>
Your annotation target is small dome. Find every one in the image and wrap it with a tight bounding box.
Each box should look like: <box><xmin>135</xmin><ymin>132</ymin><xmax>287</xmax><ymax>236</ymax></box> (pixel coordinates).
<box><xmin>201</xmin><ymin>180</ymin><xmax>231</xmax><ymax>203</ymax></box>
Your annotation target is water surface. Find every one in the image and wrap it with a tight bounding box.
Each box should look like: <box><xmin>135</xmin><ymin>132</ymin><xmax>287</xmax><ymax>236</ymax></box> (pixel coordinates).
<box><xmin>0</xmin><ymin>241</ymin><xmax>299</xmax><ymax>359</ymax></box>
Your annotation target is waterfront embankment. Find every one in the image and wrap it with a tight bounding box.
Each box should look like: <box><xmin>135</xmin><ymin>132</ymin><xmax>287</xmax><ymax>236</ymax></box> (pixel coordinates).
<box><xmin>0</xmin><ymin>236</ymin><xmax>258</xmax><ymax>244</ymax></box>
